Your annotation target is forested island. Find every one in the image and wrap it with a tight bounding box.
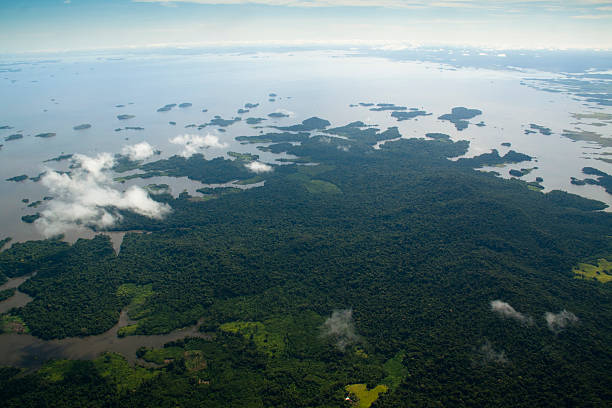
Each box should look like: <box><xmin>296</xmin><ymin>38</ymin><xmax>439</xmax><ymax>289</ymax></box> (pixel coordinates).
<box><xmin>0</xmin><ymin>115</ymin><xmax>611</xmax><ymax>407</ymax></box>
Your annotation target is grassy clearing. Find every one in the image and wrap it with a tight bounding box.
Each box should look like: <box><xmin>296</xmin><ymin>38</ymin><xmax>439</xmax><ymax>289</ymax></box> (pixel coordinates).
<box><xmin>345</xmin><ymin>384</ymin><xmax>388</xmax><ymax>408</ymax></box>
<box><xmin>0</xmin><ymin>314</ymin><xmax>29</xmax><ymax>334</ymax></box>
<box><xmin>140</xmin><ymin>346</ymin><xmax>185</xmax><ymax>364</ymax></box>
<box><xmin>305</xmin><ymin>180</ymin><xmax>341</xmax><ymax>194</ymax></box>
<box><xmin>573</xmin><ymin>258</ymin><xmax>612</xmax><ymax>283</ymax></box>
<box><xmin>117</xmin><ymin>324</ymin><xmax>139</xmax><ymax>337</ymax></box>
<box><xmin>40</xmin><ymin>353</ymin><xmax>157</xmax><ymax>392</ymax></box>
<box><xmin>220</xmin><ymin>321</ymin><xmax>286</xmax><ymax>357</ymax></box>
<box><xmin>382</xmin><ymin>351</ymin><xmax>408</xmax><ymax>390</ymax></box>
<box><xmin>94</xmin><ymin>352</ymin><xmax>158</xmax><ymax>392</ymax></box>
<box><xmin>117</xmin><ymin>283</ymin><xmax>154</xmax><ymax>320</ymax></box>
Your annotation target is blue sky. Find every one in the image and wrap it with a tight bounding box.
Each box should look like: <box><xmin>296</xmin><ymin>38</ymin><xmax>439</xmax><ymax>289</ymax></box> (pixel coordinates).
<box><xmin>1</xmin><ymin>0</ymin><xmax>612</xmax><ymax>53</ymax></box>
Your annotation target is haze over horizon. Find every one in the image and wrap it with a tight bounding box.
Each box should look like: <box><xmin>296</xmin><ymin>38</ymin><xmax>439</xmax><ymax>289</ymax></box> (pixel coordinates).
<box><xmin>2</xmin><ymin>0</ymin><xmax>612</xmax><ymax>54</ymax></box>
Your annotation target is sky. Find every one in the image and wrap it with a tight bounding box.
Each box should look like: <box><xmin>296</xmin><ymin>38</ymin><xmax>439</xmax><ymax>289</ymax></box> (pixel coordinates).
<box><xmin>1</xmin><ymin>0</ymin><xmax>612</xmax><ymax>54</ymax></box>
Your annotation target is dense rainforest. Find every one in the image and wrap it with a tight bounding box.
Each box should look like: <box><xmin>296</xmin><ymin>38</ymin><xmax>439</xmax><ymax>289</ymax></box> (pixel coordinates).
<box><xmin>0</xmin><ymin>119</ymin><xmax>611</xmax><ymax>407</ymax></box>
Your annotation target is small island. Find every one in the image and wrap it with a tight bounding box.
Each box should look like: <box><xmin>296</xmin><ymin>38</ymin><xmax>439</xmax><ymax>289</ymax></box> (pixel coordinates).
<box><xmin>438</xmin><ymin>107</ymin><xmax>482</xmax><ymax>131</ymax></box>
<box><xmin>268</xmin><ymin>112</ymin><xmax>290</xmax><ymax>118</ymax></box>
<box><xmin>245</xmin><ymin>103</ymin><xmax>259</xmax><ymax>109</ymax></box>
<box><xmin>370</xmin><ymin>103</ymin><xmax>408</xmax><ymax>112</ymax></box>
<box><xmin>117</xmin><ymin>114</ymin><xmax>135</xmax><ymax>120</ymax></box>
<box><xmin>4</xmin><ymin>134</ymin><xmax>23</xmax><ymax>141</ymax></box>
<box><xmin>157</xmin><ymin>104</ymin><xmax>176</xmax><ymax>112</ymax></box>
<box><xmin>246</xmin><ymin>117</ymin><xmax>266</xmax><ymax>125</ymax></box>
<box><xmin>21</xmin><ymin>213</ymin><xmax>41</xmax><ymax>224</ymax></box>
<box><xmin>73</xmin><ymin>124</ymin><xmax>91</xmax><ymax>130</ymax></box>
<box><xmin>528</xmin><ymin>124</ymin><xmax>552</xmax><ymax>135</ymax></box>
<box><xmin>391</xmin><ymin>110</ymin><xmax>431</xmax><ymax>121</ymax></box>
<box><xmin>34</xmin><ymin>132</ymin><xmax>56</xmax><ymax>138</ymax></box>
<box><xmin>178</xmin><ymin>103</ymin><xmax>192</xmax><ymax>108</ymax></box>
<box><xmin>208</xmin><ymin>116</ymin><xmax>241</xmax><ymax>127</ymax></box>
<box><xmin>6</xmin><ymin>174</ymin><xmax>28</xmax><ymax>182</ymax></box>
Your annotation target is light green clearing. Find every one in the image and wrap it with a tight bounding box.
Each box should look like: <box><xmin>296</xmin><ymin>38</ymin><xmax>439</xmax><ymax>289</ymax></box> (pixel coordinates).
<box><xmin>117</xmin><ymin>283</ymin><xmax>154</xmax><ymax>320</ymax></box>
<box><xmin>1</xmin><ymin>314</ymin><xmax>30</xmax><ymax>334</ymax></box>
<box><xmin>40</xmin><ymin>352</ymin><xmax>157</xmax><ymax>393</ymax></box>
<box><xmin>345</xmin><ymin>384</ymin><xmax>388</xmax><ymax>408</ymax></box>
<box><xmin>305</xmin><ymin>180</ymin><xmax>341</xmax><ymax>194</ymax></box>
<box><xmin>141</xmin><ymin>346</ymin><xmax>185</xmax><ymax>364</ymax></box>
<box><xmin>117</xmin><ymin>324</ymin><xmax>139</xmax><ymax>337</ymax></box>
<box><xmin>382</xmin><ymin>351</ymin><xmax>408</xmax><ymax>390</ymax></box>
<box><xmin>220</xmin><ymin>321</ymin><xmax>286</xmax><ymax>357</ymax></box>
<box><xmin>573</xmin><ymin>258</ymin><xmax>612</xmax><ymax>283</ymax></box>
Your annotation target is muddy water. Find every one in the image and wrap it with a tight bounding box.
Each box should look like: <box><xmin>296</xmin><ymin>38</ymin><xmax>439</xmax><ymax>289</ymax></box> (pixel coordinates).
<box><xmin>0</xmin><ymin>274</ymin><xmax>35</xmax><ymax>314</ymax></box>
<box><xmin>0</xmin><ymin>310</ymin><xmax>210</xmax><ymax>368</ymax></box>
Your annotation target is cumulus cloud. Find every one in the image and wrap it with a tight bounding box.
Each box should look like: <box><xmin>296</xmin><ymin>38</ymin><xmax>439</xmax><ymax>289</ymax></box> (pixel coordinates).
<box><xmin>244</xmin><ymin>161</ymin><xmax>273</xmax><ymax>173</ymax></box>
<box><xmin>36</xmin><ymin>153</ymin><xmax>171</xmax><ymax>237</ymax></box>
<box><xmin>545</xmin><ymin>310</ymin><xmax>579</xmax><ymax>333</ymax></box>
<box><xmin>490</xmin><ymin>300</ymin><xmax>533</xmax><ymax>325</ymax></box>
<box><xmin>321</xmin><ymin>309</ymin><xmax>360</xmax><ymax>351</ymax></box>
<box><xmin>121</xmin><ymin>141</ymin><xmax>156</xmax><ymax>161</ymax></box>
<box><xmin>474</xmin><ymin>340</ymin><xmax>509</xmax><ymax>366</ymax></box>
<box><xmin>170</xmin><ymin>133</ymin><xmax>227</xmax><ymax>157</ymax></box>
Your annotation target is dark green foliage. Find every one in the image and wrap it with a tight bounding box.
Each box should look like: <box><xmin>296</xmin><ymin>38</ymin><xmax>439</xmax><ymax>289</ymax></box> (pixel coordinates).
<box><xmin>438</xmin><ymin>107</ymin><xmax>482</xmax><ymax>130</ymax></box>
<box><xmin>6</xmin><ymin>174</ymin><xmax>28</xmax><ymax>182</ymax></box>
<box><xmin>529</xmin><ymin>123</ymin><xmax>552</xmax><ymax>135</ymax></box>
<box><xmin>43</xmin><ymin>154</ymin><xmax>73</xmax><ymax>163</ymax></box>
<box><xmin>112</xmin><ymin>155</ymin><xmax>142</xmax><ymax>173</ymax></box>
<box><xmin>246</xmin><ymin>117</ymin><xmax>265</xmax><ymax>125</ymax></box>
<box><xmin>2</xmin><ymin>120</ymin><xmax>612</xmax><ymax>406</ymax></box>
<box><xmin>257</xmin><ymin>142</ymin><xmax>294</xmax><ymax>153</ymax></box>
<box><xmin>16</xmin><ymin>236</ymin><xmax>120</xmax><ymax>339</ymax></box>
<box><xmin>21</xmin><ymin>214</ymin><xmax>41</xmax><ymax>224</ymax></box>
<box><xmin>235</xmin><ymin>131</ymin><xmax>310</xmax><ymax>144</ymax></box>
<box><xmin>34</xmin><ymin>132</ymin><xmax>56</xmax><ymax>138</ymax></box>
<box><xmin>0</xmin><ymin>238</ymin><xmax>69</xmax><ymax>278</ymax></box>
<box><xmin>4</xmin><ymin>134</ymin><xmax>23</xmax><ymax>141</ymax></box>
<box><xmin>391</xmin><ymin>110</ymin><xmax>431</xmax><ymax>121</ymax></box>
<box><xmin>273</xmin><ymin>117</ymin><xmax>330</xmax><ymax>131</ymax></box>
<box><xmin>458</xmin><ymin>149</ymin><xmax>532</xmax><ymax>167</ymax></box>
<box><xmin>208</xmin><ymin>116</ymin><xmax>241</xmax><ymax>127</ymax></box>
<box><xmin>135</xmin><ymin>154</ymin><xmax>253</xmax><ymax>184</ymax></box>
<box><xmin>581</xmin><ymin>167</ymin><xmax>612</xmax><ymax>194</ymax></box>
<box><xmin>0</xmin><ymin>288</ymin><xmax>15</xmax><ymax>301</ymax></box>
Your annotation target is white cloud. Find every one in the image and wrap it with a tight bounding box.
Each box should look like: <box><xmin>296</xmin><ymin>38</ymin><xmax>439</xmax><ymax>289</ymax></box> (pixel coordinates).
<box><xmin>36</xmin><ymin>153</ymin><xmax>171</xmax><ymax>237</ymax></box>
<box><xmin>545</xmin><ymin>310</ymin><xmax>579</xmax><ymax>333</ymax></box>
<box><xmin>170</xmin><ymin>133</ymin><xmax>227</xmax><ymax>157</ymax></box>
<box><xmin>245</xmin><ymin>161</ymin><xmax>273</xmax><ymax>173</ymax></box>
<box><xmin>490</xmin><ymin>300</ymin><xmax>533</xmax><ymax>325</ymax></box>
<box><xmin>475</xmin><ymin>340</ymin><xmax>509</xmax><ymax>365</ymax></box>
<box><xmin>571</xmin><ymin>13</ymin><xmax>612</xmax><ymax>19</ymax></box>
<box><xmin>322</xmin><ymin>309</ymin><xmax>360</xmax><ymax>351</ymax></box>
<box><xmin>121</xmin><ymin>141</ymin><xmax>156</xmax><ymax>161</ymax></box>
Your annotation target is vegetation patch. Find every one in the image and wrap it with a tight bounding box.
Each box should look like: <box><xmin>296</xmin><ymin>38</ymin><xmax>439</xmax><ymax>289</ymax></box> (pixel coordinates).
<box><xmin>0</xmin><ymin>315</ymin><xmax>29</xmax><ymax>334</ymax></box>
<box><xmin>382</xmin><ymin>351</ymin><xmax>408</xmax><ymax>390</ymax></box>
<box><xmin>305</xmin><ymin>179</ymin><xmax>341</xmax><ymax>194</ymax></box>
<box><xmin>140</xmin><ymin>346</ymin><xmax>185</xmax><ymax>364</ymax></box>
<box><xmin>573</xmin><ymin>258</ymin><xmax>612</xmax><ymax>283</ymax></box>
<box><xmin>220</xmin><ymin>321</ymin><xmax>286</xmax><ymax>357</ymax></box>
<box><xmin>345</xmin><ymin>383</ymin><xmax>388</xmax><ymax>408</ymax></box>
<box><xmin>117</xmin><ymin>283</ymin><xmax>154</xmax><ymax>320</ymax></box>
